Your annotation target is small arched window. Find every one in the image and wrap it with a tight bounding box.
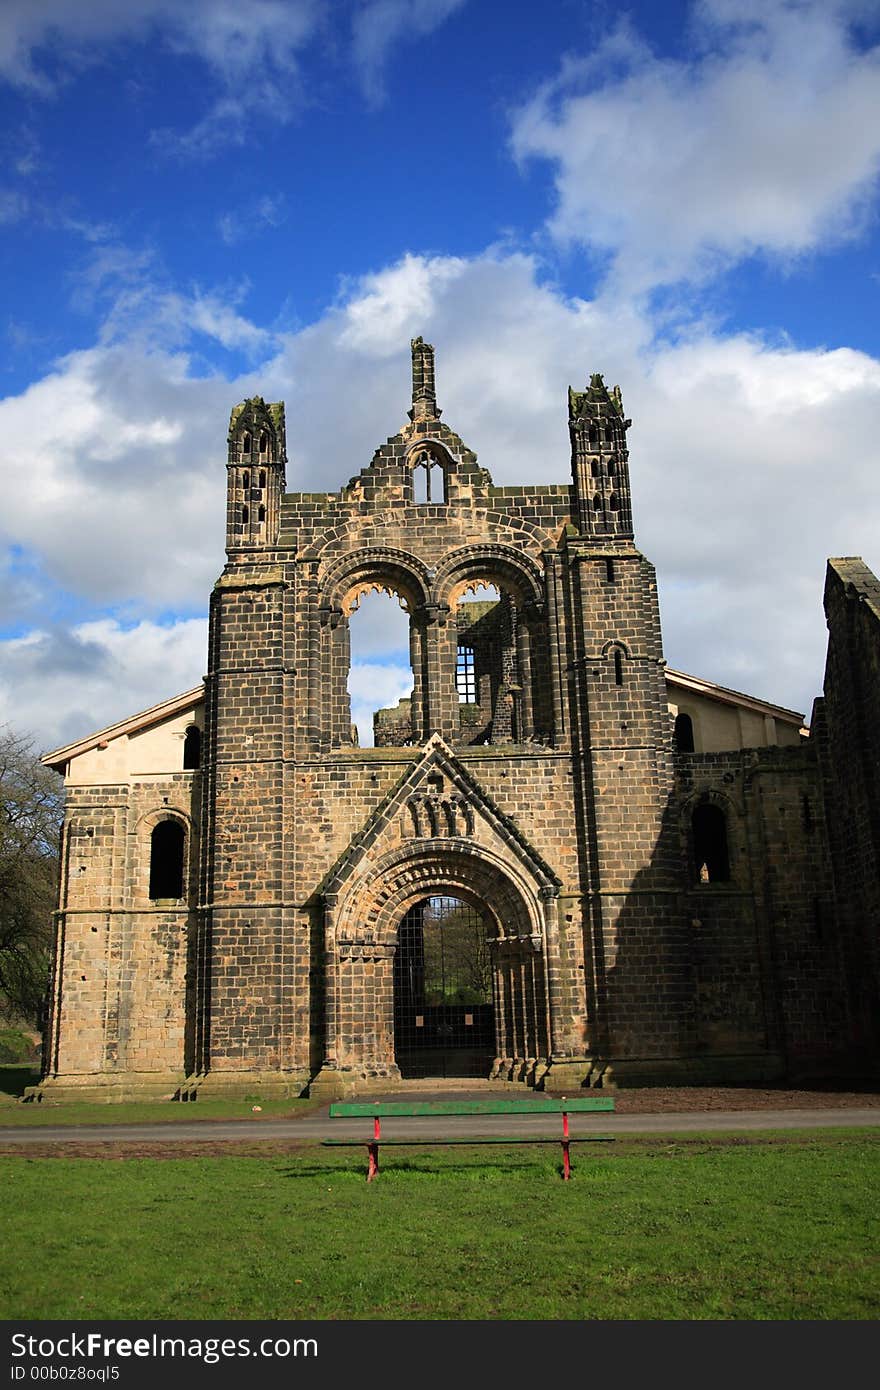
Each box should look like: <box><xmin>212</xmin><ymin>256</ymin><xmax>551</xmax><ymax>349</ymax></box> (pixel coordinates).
<box><xmin>242</xmin><ymin>470</ymin><xmax>250</xmax><ymax>489</ymax></box>
<box><xmin>674</xmin><ymin>712</ymin><xmax>695</xmax><ymax>752</ymax></box>
<box><xmin>693</xmin><ymin>803</ymin><xmax>730</xmax><ymax>883</ymax></box>
<box><xmin>593</xmin><ymin>494</ymin><xmax>602</xmax><ymax>512</ymax></box>
<box><xmin>258</xmin><ymin>504</ymin><xmax>266</xmax><ymax>522</ymax></box>
<box><xmin>588</xmin><ymin>425</ymin><xmax>598</xmax><ymax>445</ymax></box>
<box><xmin>258</xmin><ymin>470</ymin><xmax>266</xmax><ymax>488</ymax></box>
<box><xmin>259</xmin><ymin>431</ymin><xmax>268</xmax><ymax>454</ymax></box>
<box><xmin>242</xmin><ymin>432</ymin><xmax>252</xmax><ymax>455</ymax></box>
<box><xmin>607</xmin><ymin>459</ymin><xmax>615</xmax><ymax>477</ymax></box>
<box><xmin>590</xmin><ymin>459</ymin><xmax>600</xmax><ymax>477</ymax></box>
<box><xmin>242</xmin><ymin>505</ymin><xmax>249</xmax><ymax>524</ymax></box>
<box><xmin>183</xmin><ymin>725</ymin><xmax>201</xmax><ymax>770</ymax></box>
<box><xmin>412</xmin><ymin>450</ymin><xmax>446</xmax><ymax>504</ymax></box>
<box><xmin>609</xmin><ymin>493</ymin><xmax>619</xmax><ymax>512</ymax></box>
<box><xmin>614</xmin><ymin>650</ymin><xmax>624</xmax><ymax>686</ymax></box>
<box><xmin>149</xmin><ymin>820</ymin><xmax>185</xmax><ymax>900</ymax></box>
<box><xmin>605</xmin><ymin>426</ymin><xmax>613</xmax><ymax>444</ymax></box>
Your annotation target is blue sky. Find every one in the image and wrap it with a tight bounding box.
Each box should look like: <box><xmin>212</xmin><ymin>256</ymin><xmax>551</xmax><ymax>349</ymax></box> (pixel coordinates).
<box><xmin>1</xmin><ymin>0</ymin><xmax>879</xmax><ymax>750</ymax></box>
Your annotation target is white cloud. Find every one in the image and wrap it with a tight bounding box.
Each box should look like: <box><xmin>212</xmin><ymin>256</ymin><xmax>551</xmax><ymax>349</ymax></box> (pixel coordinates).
<box><xmin>511</xmin><ymin>0</ymin><xmax>880</xmax><ymax>289</ymax></box>
<box><xmin>0</xmin><ymin>1</ymin><xmax>319</xmax><ymax>92</ymax></box>
<box><xmin>0</xmin><ymin>618</ymin><xmax>208</xmax><ymax>754</ymax></box>
<box><xmin>218</xmin><ymin>194</ymin><xmax>287</xmax><ymax>246</ymax></box>
<box><xmin>349</xmin><ymin>663</ymin><xmax>414</xmax><ymax>748</ymax></box>
<box><xmin>0</xmin><ymin>336</ymin><xmax>232</xmax><ymax>613</ymax></box>
<box><xmin>351</xmin><ymin>0</ymin><xmax>468</xmax><ymax>105</ymax></box>
<box><xmin>0</xmin><ymin>188</ymin><xmax>28</xmax><ymax>223</ymax></box>
<box><xmin>0</xmin><ymin>0</ymin><xmax>468</xmax><ymax>151</ymax></box>
<box><xmin>2</xmin><ymin>248</ymin><xmax>879</xmax><ymax>751</ymax></box>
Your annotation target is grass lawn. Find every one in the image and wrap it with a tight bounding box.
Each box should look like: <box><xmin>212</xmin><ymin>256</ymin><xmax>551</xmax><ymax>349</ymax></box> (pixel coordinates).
<box><xmin>1</xmin><ymin>1133</ymin><xmax>877</xmax><ymax>1320</ymax></box>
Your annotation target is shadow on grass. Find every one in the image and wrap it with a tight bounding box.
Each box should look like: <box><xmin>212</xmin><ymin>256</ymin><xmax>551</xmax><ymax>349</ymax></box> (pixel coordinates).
<box><xmin>280</xmin><ymin>1153</ymin><xmax>568</xmax><ymax>1181</ymax></box>
<box><xmin>0</xmin><ymin>1067</ymin><xmax>40</xmax><ymax>1100</ymax></box>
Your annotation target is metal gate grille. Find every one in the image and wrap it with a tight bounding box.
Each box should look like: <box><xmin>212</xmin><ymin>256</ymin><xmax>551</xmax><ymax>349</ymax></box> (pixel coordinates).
<box><xmin>393</xmin><ymin>895</ymin><xmax>494</xmax><ymax>1079</ymax></box>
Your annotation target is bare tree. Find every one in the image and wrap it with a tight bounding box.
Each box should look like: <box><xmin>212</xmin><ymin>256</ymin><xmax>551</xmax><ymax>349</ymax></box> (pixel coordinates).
<box><xmin>0</xmin><ymin>727</ymin><xmax>63</xmax><ymax>1027</ymax></box>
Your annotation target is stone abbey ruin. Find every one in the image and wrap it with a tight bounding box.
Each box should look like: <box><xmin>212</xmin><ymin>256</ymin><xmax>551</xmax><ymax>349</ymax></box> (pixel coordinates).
<box><xmin>36</xmin><ymin>339</ymin><xmax>879</xmax><ymax>1099</ymax></box>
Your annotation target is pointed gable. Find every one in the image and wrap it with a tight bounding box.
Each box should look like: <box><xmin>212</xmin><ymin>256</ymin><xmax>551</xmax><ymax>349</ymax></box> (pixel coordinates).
<box><xmin>320</xmin><ymin>735</ymin><xmax>561</xmax><ymax>902</ymax></box>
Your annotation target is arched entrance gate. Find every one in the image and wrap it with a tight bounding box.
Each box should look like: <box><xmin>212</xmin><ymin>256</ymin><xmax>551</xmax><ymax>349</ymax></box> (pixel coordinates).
<box><xmin>394</xmin><ymin>895</ymin><xmax>495</xmax><ymax>1078</ymax></box>
<box><xmin>319</xmin><ymin>845</ymin><xmax>556</xmax><ymax>1086</ymax></box>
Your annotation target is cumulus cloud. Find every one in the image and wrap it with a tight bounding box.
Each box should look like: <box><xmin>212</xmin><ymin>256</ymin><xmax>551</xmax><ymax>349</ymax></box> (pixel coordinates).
<box><xmin>349</xmin><ymin>663</ymin><xmax>414</xmax><ymax>748</ymax></box>
<box><xmin>511</xmin><ymin>0</ymin><xmax>880</xmax><ymax>289</ymax></box>
<box><xmin>347</xmin><ymin>589</ymin><xmax>411</xmax><ymax>745</ymax></box>
<box><xmin>0</xmin><ymin>618</ymin><xmax>208</xmax><ymax>754</ymax></box>
<box><xmin>2</xmin><ymin>248</ymin><xmax>879</xmax><ymax>750</ymax></box>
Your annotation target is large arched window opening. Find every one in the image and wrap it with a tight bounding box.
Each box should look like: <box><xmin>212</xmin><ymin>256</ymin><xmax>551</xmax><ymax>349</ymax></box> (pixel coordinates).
<box><xmin>453</xmin><ymin>581</ymin><xmax>500</xmax><ymax>739</ymax></box>
<box><xmin>692</xmin><ymin>803</ymin><xmax>730</xmax><ymax>883</ymax></box>
<box><xmin>149</xmin><ymin>820</ymin><xmax>185</xmax><ymax>900</ymax></box>
<box><xmin>447</xmin><ymin>565</ymin><xmax>552</xmax><ymax>746</ymax></box>
<box><xmin>347</xmin><ymin>587</ymin><xmax>415</xmax><ymax>748</ymax></box>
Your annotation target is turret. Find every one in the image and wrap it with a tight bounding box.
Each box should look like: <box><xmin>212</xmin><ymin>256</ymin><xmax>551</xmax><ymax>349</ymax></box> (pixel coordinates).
<box><xmin>569</xmin><ymin>374</ymin><xmax>633</xmax><ymax>540</ymax></box>
<box><xmin>226</xmin><ymin>397</ymin><xmax>286</xmax><ymax>550</ymax></box>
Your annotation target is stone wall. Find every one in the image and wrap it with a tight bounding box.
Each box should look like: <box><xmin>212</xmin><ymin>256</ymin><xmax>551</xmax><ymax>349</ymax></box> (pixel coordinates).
<box><xmin>813</xmin><ymin>559</ymin><xmax>880</xmax><ymax>1069</ymax></box>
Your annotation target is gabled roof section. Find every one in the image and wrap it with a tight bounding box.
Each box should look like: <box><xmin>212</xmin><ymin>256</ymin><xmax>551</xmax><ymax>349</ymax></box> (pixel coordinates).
<box><xmin>320</xmin><ymin>734</ymin><xmax>562</xmax><ymax>900</ymax></box>
<box><xmin>41</xmin><ymin>686</ymin><xmax>205</xmax><ymax>772</ymax></box>
<box><xmin>665</xmin><ymin>668</ymin><xmax>804</xmax><ymax>725</ymax></box>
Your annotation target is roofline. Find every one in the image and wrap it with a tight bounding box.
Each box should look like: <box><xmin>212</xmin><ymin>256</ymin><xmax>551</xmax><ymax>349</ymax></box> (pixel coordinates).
<box><xmin>41</xmin><ymin>685</ymin><xmax>205</xmax><ymax>771</ymax></box>
<box><xmin>665</xmin><ymin>668</ymin><xmax>804</xmax><ymax>724</ymax></box>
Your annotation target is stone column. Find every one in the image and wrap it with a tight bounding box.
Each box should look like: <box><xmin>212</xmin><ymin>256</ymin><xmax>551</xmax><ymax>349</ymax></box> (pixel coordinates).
<box><xmin>542</xmin><ymin>552</ymin><xmax>567</xmax><ymax>746</ymax></box>
<box><xmin>516</xmin><ymin>615</ymin><xmax>534</xmax><ymax>741</ymax></box>
<box><xmin>409</xmin><ymin>614</ymin><xmax>427</xmax><ymax>743</ymax></box>
<box><xmin>321</xmin><ymin>893</ymin><xmax>339</xmax><ymax>1071</ymax></box>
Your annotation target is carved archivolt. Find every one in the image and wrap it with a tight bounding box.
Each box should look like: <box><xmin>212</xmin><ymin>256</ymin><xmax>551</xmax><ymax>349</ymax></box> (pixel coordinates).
<box><xmin>436</xmin><ymin>544</ymin><xmax>545</xmax><ymax>610</ymax></box>
<box><xmin>319</xmin><ymin>546</ymin><xmax>432</xmax><ymax>615</ymax></box>
<box><xmin>331</xmin><ymin>842</ymin><xmax>548</xmax><ymax>948</ymax></box>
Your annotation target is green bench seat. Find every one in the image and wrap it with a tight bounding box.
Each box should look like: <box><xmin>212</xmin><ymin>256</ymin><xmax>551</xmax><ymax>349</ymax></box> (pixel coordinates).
<box><xmin>323</xmin><ymin>1096</ymin><xmax>615</xmax><ymax>1180</ymax></box>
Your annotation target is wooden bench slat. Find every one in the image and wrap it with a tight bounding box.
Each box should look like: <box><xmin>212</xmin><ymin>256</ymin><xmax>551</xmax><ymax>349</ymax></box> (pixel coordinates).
<box><xmin>329</xmin><ymin>1098</ymin><xmax>615</xmax><ymax>1118</ymax></box>
<box><xmin>322</xmin><ymin>1136</ymin><xmax>615</xmax><ymax>1146</ymax></box>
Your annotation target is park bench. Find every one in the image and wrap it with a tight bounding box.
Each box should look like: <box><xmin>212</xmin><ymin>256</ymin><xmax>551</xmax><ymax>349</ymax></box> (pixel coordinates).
<box><xmin>323</xmin><ymin>1096</ymin><xmax>615</xmax><ymax>1181</ymax></box>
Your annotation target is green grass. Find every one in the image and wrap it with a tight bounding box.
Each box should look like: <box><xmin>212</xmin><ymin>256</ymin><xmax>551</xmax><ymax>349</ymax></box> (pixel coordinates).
<box><xmin>0</xmin><ymin>1067</ymin><xmax>318</xmax><ymax>1124</ymax></box>
<box><xmin>1</xmin><ymin>1135</ymin><xmax>877</xmax><ymax>1320</ymax></box>
<box><xmin>0</xmin><ymin>1096</ymin><xmax>317</xmax><ymax>1125</ymax></box>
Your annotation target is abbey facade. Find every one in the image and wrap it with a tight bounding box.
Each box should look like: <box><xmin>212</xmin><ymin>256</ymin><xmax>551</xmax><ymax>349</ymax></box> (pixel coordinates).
<box><xmin>36</xmin><ymin>341</ymin><xmax>879</xmax><ymax>1099</ymax></box>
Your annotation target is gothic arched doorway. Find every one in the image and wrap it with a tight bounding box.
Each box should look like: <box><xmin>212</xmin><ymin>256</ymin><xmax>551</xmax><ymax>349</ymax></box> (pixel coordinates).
<box><xmin>393</xmin><ymin>895</ymin><xmax>495</xmax><ymax>1078</ymax></box>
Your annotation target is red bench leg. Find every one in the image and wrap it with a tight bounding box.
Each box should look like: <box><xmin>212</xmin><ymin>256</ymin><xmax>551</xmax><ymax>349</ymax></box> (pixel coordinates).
<box><xmin>561</xmin><ymin>1107</ymin><xmax>571</xmax><ymax>1180</ymax></box>
<box><xmin>561</xmin><ymin>1139</ymin><xmax>571</xmax><ymax>1181</ymax></box>
<box><xmin>367</xmin><ymin>1114</ymin><xmax>381</xmax><ymax>1182</ymax></box>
